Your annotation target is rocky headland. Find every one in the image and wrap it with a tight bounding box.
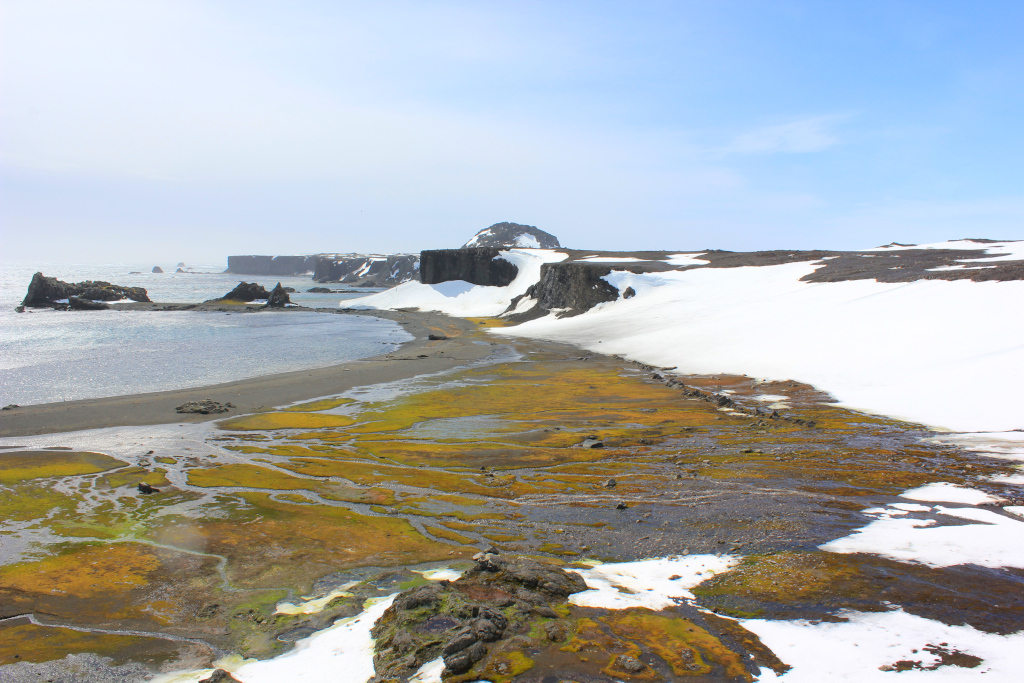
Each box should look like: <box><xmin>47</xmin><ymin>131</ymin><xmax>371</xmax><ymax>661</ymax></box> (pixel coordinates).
<box><xmin>18</xmin><ymin>272</ymin><xmax>151</xmax><ymax>310</ymax></box>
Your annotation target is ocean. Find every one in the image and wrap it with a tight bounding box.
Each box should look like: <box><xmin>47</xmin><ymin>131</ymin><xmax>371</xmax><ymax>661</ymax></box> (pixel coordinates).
<box><xmin>0</xmin><ymin>262</ymin><xmax>411</xmax><ymax>406</ymax></box>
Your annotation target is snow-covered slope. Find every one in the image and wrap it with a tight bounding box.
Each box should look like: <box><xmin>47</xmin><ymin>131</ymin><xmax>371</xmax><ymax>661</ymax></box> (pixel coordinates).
<box><xmin>340</xmin><ymin>249</ymin><xmax>567</xmax><ymax>317</ymax></box>
<box><xmin>497</xmin><ymin>260</ymin><xmax>1024</xmax><ymax>432</ymax></box>
<box><xmin>343</xmin><ymin>240</ymin><xmax>1024</xmax><ymax>433</ymax></box>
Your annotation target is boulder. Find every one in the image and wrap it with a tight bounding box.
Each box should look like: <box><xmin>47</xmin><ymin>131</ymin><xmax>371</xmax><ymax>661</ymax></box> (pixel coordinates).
<box><xmin>20</xmin><ymin>272</ymin><xmax>150</xmax><ymax>308</ymax></box>
<box><xmin>265</xmin><ymin>283</ymin><xmax>292</xmax><ymax>307</ymax></box>
<box><xmin>220</xmin><ymin>282</ymin><xmax>270</xmax><ymax>302</ymax></box>
<box><xmin>175</xmin><ymin>400</ymin><xmax>235</xmax><ymax>415</ymax></box>
<box><xmin>152</xmin><ymin>266</ymin><xmax>164</xmax><ymax>273</ymax></box>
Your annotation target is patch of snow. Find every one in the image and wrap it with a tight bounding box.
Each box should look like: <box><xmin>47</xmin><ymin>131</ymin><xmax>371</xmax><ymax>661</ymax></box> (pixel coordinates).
<box><xmin>275</xmin><ymin>581</ymin><xmax>358</xmax><ymax>615</ymax></box>
<box><xmin>742</xmin><ymin>608</ymin><xmax>1024</xmax><ymax>681</ymax></box>
<box><xmin>891</xmin><ymin>503</ymin><xmax>932</xmax><ymax>512</ymax></box>
<box><xmin>514</xmin><ymin>234</ymin><xmax>541</xmax><ymax>249</ymax></box>
<box><xmin>1005</xmin><ymin>506</ymin><xmax>1024</xmax><ymax>519</ymax></box>
<box><xmin>900</xmin><ymin>483</ymin><xmax>999</xmax><ymax>505</ymax></box>
<box><xmin>666</xmin><ymin>252</ymin><xmax>711</xmax><ymax>266</ymax></box>
<box><xmin>820</xmin><ymin>499</ymin><xmax>1024</xmax><ymax>569</ymax></box>
<box><xmin>152</xmin><ymin>595</ymin><xmax>395</xmax><ymax>683</ymax></box>
<box><xmin>927</xmin><ymin>264</ymin><xmax>998</xmax><ymax>272</ymax></box>
<box><xmin>340</xmin><ymin>249</ymin><xmax>567</xmax><ymax>317</ymax></box>
<box><xmin>568</xmin><ymin>554</ymin><xmax>738</xmax><ymax>610</ymax></box>
<box><xmin>493</xmin><ymin>261</ymin><xmax>1024</xmax><ymax>432</ymax></box>
<box><xmin>927</xmin><ymin>432</ymin><xmax>1024</xmax><ymax>463</ymax></box>
<box><xmin>414</xmin><ymin>568</ymin><xmax>463</xmax><ymax>581</ymax></box>
<box><xmin>753</xmin><ymin>394</ymin><xmax>789</xmax><ymax>402</ymax></box>
<box><xmin>578</xmin><ymin>256</ymin><xmax>645</xmax><ymax>262</ymax></box>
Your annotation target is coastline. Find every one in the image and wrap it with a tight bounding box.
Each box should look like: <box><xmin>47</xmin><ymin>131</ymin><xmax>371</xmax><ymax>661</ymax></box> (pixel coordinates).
<box><xmin>0</xmin><ymin>309</ymin><xmax>493</xmax><ymax>438</ymax></box>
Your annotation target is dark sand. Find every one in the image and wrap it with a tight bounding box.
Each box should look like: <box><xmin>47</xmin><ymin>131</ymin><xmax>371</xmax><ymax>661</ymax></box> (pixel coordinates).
<box><xmin>0</xmin><ymin>309</ymin><xmax>494</xmax><ymax>438</ymax></box>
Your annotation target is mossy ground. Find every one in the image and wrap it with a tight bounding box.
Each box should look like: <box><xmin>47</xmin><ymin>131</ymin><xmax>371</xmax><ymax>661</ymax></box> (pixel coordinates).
<box><xmin>1</xmin><ymin>333</ymin><xmax>1020</xmax><ymax>678</ymax></box>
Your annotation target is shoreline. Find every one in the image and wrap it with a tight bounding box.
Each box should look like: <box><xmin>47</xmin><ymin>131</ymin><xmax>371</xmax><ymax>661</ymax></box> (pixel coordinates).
<box><xmin>0</xmin><ymin>309</ymin><xmax>494</xmax><ymax>438</ymax></box>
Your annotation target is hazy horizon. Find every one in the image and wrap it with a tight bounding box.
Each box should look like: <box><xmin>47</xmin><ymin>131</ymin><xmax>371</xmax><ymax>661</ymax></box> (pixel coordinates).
<box><xmin>2</xmin><ymin>1</ymin><xmax>1023</xmax><ymax>265</ymax></box>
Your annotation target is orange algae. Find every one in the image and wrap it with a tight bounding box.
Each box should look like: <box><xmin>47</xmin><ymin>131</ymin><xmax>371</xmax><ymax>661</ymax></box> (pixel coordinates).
<box><xmin>218</xmin><ymin>412</ymin><xmax>356</xmax><ymax>431</ymax></box>
<box><xmin>0</xmin><ymin>543</ymin><xmax>159</xmax><ymax>599</ymax></box>
<box><xmin>0</xmin><ymin>451</ymin><xmax>127</xmax><ymax>484</ymax></box>
<box><xmin>0</xmin><ymin>621</ymin><xmax>175</xmax><ymax>666</ymax></box>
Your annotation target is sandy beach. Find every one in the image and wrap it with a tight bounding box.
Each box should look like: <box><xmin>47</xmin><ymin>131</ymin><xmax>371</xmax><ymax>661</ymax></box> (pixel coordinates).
<box><xmin>0</xmin><ymin>309</ymin><xmax>492</xmax><ymax>438</ymax></box>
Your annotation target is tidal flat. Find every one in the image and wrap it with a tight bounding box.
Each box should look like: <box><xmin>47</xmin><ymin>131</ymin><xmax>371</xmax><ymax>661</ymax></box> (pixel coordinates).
<box><xmin>1</xmin><ymin>319</ymin><xmax>1022</xmax><ymax>681</ymax></box>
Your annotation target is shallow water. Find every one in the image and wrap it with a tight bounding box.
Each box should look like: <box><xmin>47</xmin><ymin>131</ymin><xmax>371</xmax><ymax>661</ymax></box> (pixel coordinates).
<box><xmin>0</xmin><ymin>262</ymin><xmax>407</xmax><ymax>405</ymax></box>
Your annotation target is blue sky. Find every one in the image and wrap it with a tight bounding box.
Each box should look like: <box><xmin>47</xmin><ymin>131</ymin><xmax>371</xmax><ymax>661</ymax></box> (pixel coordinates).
<box><xmin>2</xmin><ymin>0</ymin><xmax>1022</xmax><ymax>263</ymax></box>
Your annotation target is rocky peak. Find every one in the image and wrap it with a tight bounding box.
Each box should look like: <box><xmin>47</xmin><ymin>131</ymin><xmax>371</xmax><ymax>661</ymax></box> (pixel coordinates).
<box><xmin>462</xmin><ymin>222</ymin><xmax>560</xmax><ymax>249</ymax></box>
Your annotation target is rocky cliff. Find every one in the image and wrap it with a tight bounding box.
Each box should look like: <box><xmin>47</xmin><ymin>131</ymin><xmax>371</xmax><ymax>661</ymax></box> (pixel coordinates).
<box><xmin>420</xmin><ymin>248</ymin><xmax>519</xmax><ymax>286</ymax></box>
<box><xmin>225</xmin><ymin>255</ymin><xmax>318</xmax><ymax>276</ymax></box>
<box><xmin>312</xmin><ymin>254</ymin><xmax>418</xmax><ymax>286</ymax></box>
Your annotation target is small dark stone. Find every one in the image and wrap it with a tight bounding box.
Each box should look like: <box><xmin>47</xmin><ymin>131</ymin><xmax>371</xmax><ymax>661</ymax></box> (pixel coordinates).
<box><xmin>137</xmin><ymin>483</ymin><xmax>159</xmax><ymax>495</ymax></box>
<box><xmin>603</xmin><ymin>478</ymin><xmax>617</xmax><ymax>488</ymax></box>
<box><xmin>622</xmin><ymin>286</ymin><xmax>636</xmax><ymax>299</ymax></box>
<box><xmin>427</xmin><ymin>334</ymin><xmax>449</xmax><ymax>340</ymax></box>
<box><xmin>615</xmin><ymin>502</ymin><xmax>628</xmax><ymax>510</ymax></box>
<box><xmin>198</xmin><ymin>670</ymin><xmax>241</xmax><ymax>683</ymax></box>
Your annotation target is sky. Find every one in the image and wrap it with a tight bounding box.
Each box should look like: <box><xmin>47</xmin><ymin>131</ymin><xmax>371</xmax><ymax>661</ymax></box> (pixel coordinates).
<box><xmin>1</xmin><ymin>0</ymin><xmax>1022</xmax><ymax>264</ymax></box>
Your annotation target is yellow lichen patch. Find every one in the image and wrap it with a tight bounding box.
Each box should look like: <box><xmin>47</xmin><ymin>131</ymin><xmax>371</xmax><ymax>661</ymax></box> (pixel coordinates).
<box><xmin>354</xmin><ymin>440</ymin><xmax>610</xmax><ymax>469</ymax></box>
<box><xmin>0</xmin><ymin>483</ymin><xmax>76</xmax><ymax>522</ymax></box>
<box><xmin>154</xmin><ymin>456</ymin><xmax>176</xmax><ymax>465</ymax></box>
<box><xmin>186</xmin><ymin>493</ymin><xmax>463</xmax><ymax>590</ymax></box>
<box><xmin>693</xmin><ymin>551</ymin><xmax>868</xmax><ymax>604</ymax></box>
<box><xmin>187</xmin><ymin>463</ymin><xmax>317</xmax><ymax>490</ymax></box>
<box><xmin>603</xmin><ymin>609</ymin><xmax>751</xmax><ymax>680</ymax></box>
<box><xmin>425</xmin><ymin>525</ymin><xmax>475</xmax><ymax>545</ymax></box>
<box><xmin>278</xmin><ymin>458</ymin><xmax>538</xmax><ymax>500</ymax></box>
<box><xmin>282</xmin><ymin>397</ymin><xmax>355</xmax><ymax>412</ymax></box>
<box><xmin>0</xmin><ymin>451</ymin><xmax>127</xmax><ymax>484</ymax></box>
<box><xmin>218</xmin><ymin>412</ymin><xmax>356</xmax><ymax>431</ymax></box>
<box><xmin>319</xmin><ymin>486</ymin><xmax>396</xmax><ymax>506</ymax></box>
<box><xmin>96</xmin><ymin>466</ymin><xmax>170</xmax><ymax>490</ymax></box>
<box><xmin>0</xmin><ymin>543</ymin><xmax>159</xmax><ymax>599</ymax></box>
<box><xmin>481</xmin><ymin>531</ymin><xmax>526</xmax><ymax>543</ymax></box>
<box><xmin>469</xmin><ymin>649</ymin><xmax>535</xmax><ymax>682</ymax></box>
<box><xmin>0</xmin><ymin>621</ymin><xmax>173</xmax><ymax>666</ymax></box>
<box><xmin>347</xmin><ymin>361</ymin><xmax>691</xmax><ymax>434</ymax></box>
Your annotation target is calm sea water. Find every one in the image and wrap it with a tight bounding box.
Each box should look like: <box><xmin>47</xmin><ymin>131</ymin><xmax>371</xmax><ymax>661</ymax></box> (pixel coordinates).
<box><xmin>0</xmin><ymin>263</ymin><xmax>410</xmax><ymax>406</ymax></box>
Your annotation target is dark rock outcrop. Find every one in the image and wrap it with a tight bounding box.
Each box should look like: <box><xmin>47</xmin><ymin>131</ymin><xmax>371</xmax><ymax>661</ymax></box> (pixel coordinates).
<box><xmin>265</xmin><ymin>283</ymin><xmax>291</xmax><ymax>308</ymax></box>
<box><xmin>371</xmin><ymin>552</ymin><xmax>587</xmax><ymax>682</ymax></box>
<box><xmin>152</xmin><ymin>266</ymin><xmax>164</xmax><ymax>273</ymax></box>
<box><xmin>420</xmin><ymin>248</ymin><xmax>519</xmax><ymax>286</ymax></box>
<box><xmin>514</xmin><ymin>262</ymin><xmax>620</xmax><ymax>318</ymax></box>
<box><xmin>226</xmin><ymin>255</ymin><xmax>317</xmax><ymax>276</ymax></box>
<box><xmin>462</xmin><ymin>222</ymin><xmax>560</xmax><ymax>249</ymax></box>
<box><xmin>20</xmin><ymin>272</ymin><xmax>151</xmax><ymax>309</ymax></box>
<box><xmin>220</xmin><ymin>282</ymin><xmax>270</xmax><ymax>302</ymax></box>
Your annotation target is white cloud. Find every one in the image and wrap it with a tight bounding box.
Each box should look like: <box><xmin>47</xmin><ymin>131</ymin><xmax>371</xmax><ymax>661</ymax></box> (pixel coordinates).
<box><xmin>727</xmin><ymin>115</ymin><xmax>844</xmax><ymax>154</ymax></box>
